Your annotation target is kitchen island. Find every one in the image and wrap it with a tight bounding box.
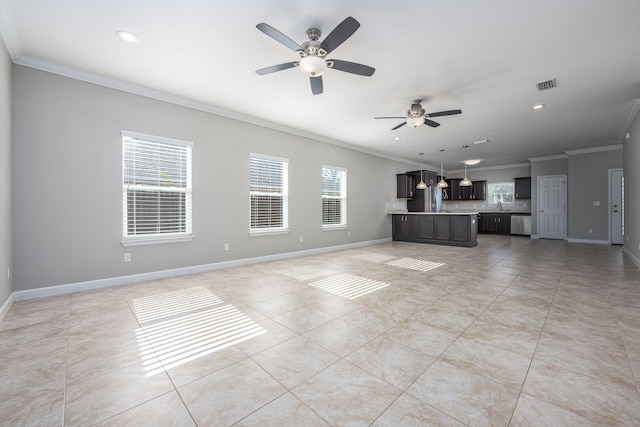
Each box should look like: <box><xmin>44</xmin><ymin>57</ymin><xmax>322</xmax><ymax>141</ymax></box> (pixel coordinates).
<box><xmin>391</xmin><ymin>212</ymin><xmax>478</xmax><ymax>247</ymax></box>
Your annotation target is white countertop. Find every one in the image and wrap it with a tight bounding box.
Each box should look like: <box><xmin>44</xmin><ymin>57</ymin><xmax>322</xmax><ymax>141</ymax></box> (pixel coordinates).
<box><xmin>388</xmin><ymin>211</ymin><xmax>478</xmax><ymax>216</ymax></box>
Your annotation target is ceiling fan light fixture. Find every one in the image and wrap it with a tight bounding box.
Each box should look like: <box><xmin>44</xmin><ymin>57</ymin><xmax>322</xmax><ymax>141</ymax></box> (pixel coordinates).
<box><xmin>463</xmin><ymin>159</ymin><xmax>482</xmax><ymax>165</ymax></box>
<box><xmin>299</xmin><ymin>55</ymin><xmax>327</xmax><ymax>77</ymax></box>
<box><xmin>406</xmin><ymin>116</ymin><xmax>424</xmax><ymax>128</ymax></box>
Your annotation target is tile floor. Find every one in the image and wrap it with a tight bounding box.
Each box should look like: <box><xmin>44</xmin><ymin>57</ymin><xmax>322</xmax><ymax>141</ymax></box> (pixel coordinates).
<box><xmin>2</xmin><ymin>235</ymin><xmax>640</xmax><ymax>426</ymax></box>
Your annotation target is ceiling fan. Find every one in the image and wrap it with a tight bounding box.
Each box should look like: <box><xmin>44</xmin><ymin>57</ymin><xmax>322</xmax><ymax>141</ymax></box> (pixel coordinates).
<box><xmin>375</xmin><ymin>99</ymin><xmax>462</xmax><ymax>130</ymax></box>
<box><xmin>255</xmin><ymin>16</ymin><xmax>375</xmax><ymax>95</ymax></box>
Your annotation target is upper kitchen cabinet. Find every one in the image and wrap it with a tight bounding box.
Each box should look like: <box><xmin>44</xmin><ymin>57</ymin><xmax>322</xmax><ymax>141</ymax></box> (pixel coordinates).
<box><xmin>446</xmin><ymin>179</ymin><xmax>486</xmax><ymax>200</ymax></box>
<box><xmin>397</xmin><ymin>174</ymin><xmax>416</xmax><ymax>199</ymax></box>
<box><xmin>515</xmin><ymin>177</ymin><xmax>532</xmax><ymax>199</ymax></box>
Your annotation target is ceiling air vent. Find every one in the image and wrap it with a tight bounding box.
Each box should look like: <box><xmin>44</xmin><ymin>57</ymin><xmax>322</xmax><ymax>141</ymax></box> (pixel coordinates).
<box><xmin>536</xmin><ymin>78</ymin><xmax>557</xmax><ymax>92</ymax></box>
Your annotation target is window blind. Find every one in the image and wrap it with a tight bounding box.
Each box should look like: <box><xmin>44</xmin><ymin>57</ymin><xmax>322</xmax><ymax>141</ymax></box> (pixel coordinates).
<box><xmin>249</xmin><ymin>154</ymin><xmax>288</xmax><ymax>232</ymax></box>
<box><xmin>123</xmin><ymin>133</ymin><xmax>192</xmax><ymax>240</ymax></box>
<box><xmin>322</xmin><ymin>166</ymin><xmax>347</xmax><ymax>226</ymax></box>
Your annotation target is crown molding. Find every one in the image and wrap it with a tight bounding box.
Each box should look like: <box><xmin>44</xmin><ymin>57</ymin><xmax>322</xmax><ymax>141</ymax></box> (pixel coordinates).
<box><xmin>15</xmin><ymin>55</ymin><xmax>415</xmax><ymax>167</ymax></box>
<box><xmin>618</xmin><ymin>98</ymin><xmax>640</xmax><ymax>140</ymax></box>
<box><xmin>528</xmin><ymin>154</ymin><xmax>568</xmax><ymax>162</ymax></box>
<box><xmin>448</xmin><ymin>162</ymin><xmax>531</xmax><ymax>174</ymax></box>
<box><xmin>0</xmin><ymin>0</ymin><xmax>22</xmax><ymax>61</ymax></box>
<box><xmin>565</xmin><ymin>144</ymin><xmax>623</xmax><ymax>156</ymax></box>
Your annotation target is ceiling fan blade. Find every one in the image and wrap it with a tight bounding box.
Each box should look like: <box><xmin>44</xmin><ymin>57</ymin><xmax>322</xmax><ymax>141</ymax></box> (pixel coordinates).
<box><xmin>255</xmin><ymin>62</ymin><xmax>298</xmax><ymax>75</ymax></box>
<box><xmin>328</xmin><ymin>59</ymin><xmax>375</xmax><ymax>76</ymax></box>
<box><xmin>319</xmin><ymin>16</ymin><xmax>360</xmax><ymax>54</ymax></box>
<box><xmin>256</xmin><ymin>23</ymin><xmax>303</xmax><ymax>52</ymax></box>
<box><xmin>424</xmin><ymin>119</ymin><xmax>441</xmax><ymax>128</ymax></box>
<box><xmin>391</xmin><ymin>122</ymin><xmax>407</xmax><ymax>130</ymax></box>
<box><xmin>426</xmin><ymin>109</ymin><xmax>462</xmax><ymax>117</ymax></box>
<box><xmin>375</xmin><ymin>116</ymin><xmax>406</xmax><ymax>120</ymax></box>
<box><xmin>310</xmin><ymin>76</ymin><xmax>323</xmax><ymax>95</ymax></box>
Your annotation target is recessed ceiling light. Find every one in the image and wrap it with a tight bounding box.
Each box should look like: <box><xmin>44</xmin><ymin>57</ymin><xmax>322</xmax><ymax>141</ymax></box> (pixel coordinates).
<box><xmin>473</xmin><ymin>139</ymin><xmax>489</xmax><ymax>145</ymax></box>
<box><xmin>116</xmin><ymin>31</ymin><xmax>140</xmax><ymax>44</ymax></box>
<box><xmin>393</xmin><ymin>136</ymin><xmax>401</xmax><ymax>141</ymax></box>
<box><xmin>532</xmin><ymin>104</ymin><xmax>545</xmax><ymax>110</ymax></box>
<box><xmin>463</xmin><ymin>159</ymin><xmax>482</xmax><ymax>165</ymax></box>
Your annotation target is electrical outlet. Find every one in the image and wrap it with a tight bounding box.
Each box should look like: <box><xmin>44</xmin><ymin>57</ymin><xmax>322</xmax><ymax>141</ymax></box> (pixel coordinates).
<box><xmin>124</xmin><ymin>253</ymin><xmax>131</xmax><ymax>263</ymax></box>
<box><xmin>6</xmin><ymin>267</ymin><xmax>9</xmax><ymax>280</ymax></box>
<box><xmin>593</xmin><ymin>201</ymin><xmax>600</xmax><ymax>206</ymax></box>
<box><xmin>299</xmin><ymin>236</ymin><xmax>304</xmax><ymax>243</ymax></box>
<box><xmin>348</xmin><ymin>231</ymin><xmax>351</xmax><ymax>237</ymax></box>
<box><xmin>588</xmin><ymin>228</ymin><xmax>593</xmax><ymax>234</ymax></box>
<box><xmin>224</xmin><ymin>243</ymin><xmax>229</xmax><ymax>251</ymax></box>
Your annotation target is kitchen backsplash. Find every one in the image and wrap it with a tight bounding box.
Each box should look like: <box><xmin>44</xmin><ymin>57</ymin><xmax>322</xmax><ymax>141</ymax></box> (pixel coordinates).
<box><xmin>442</xmin><ymin>199</ymin><xmax>531</xmax><ymax>213</ymax></box>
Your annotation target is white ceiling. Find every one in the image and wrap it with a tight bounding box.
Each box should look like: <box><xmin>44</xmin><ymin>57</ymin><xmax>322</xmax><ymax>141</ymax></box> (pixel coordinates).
<box><xmin>2</xmin><ymin>0</ymin><xmax>640</xmax><ymax>171</ymax></box>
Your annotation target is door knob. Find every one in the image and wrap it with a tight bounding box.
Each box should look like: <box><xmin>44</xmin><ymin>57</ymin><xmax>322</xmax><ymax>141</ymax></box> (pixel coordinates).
<box><xmin>540</xmin><ymin>210</ymin><xmax>544</xmax><ymax>213</ymax></box>
<box><xmin>614</xmin><ymin>210</ymin><xmax>618</xmax><ymax>213</ymax></box>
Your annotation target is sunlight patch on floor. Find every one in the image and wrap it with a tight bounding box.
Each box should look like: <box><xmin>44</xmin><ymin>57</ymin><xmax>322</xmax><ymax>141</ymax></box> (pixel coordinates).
<box><xmin>386</xmin><ymin>258</ymin><xmax>445</xmax><ymax>272</ymax></box>
<box><xmin>308</xmin><ymin>273</ymin><xmax>390</xmax><ymax>300</ymax></box>
<box><xmin>132</xmin><ymin>286</ymin><xmax>266</xmax><ymax>376</ymax></box>
<box><xmin>279</xmin><ymin>266</ymin><xmax>337</xmax><ymax>281</ymax></box>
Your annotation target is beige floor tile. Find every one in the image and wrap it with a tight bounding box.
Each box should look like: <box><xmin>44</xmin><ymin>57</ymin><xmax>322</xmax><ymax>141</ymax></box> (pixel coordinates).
<box><xmin>292</xmin><ymin>360</ymin><xmax>402</xmax><ymax>426</ymax></box>
<box><xmin>462</xmin><ymin>318</ymin><xmax>541</xmax><ymax>358</ymax></box>
<box><xmin>440</xmin><ymin>336</ymin><xmax>532</xmax><ymax>389</ymax></box>
<box><xmin>0</xmin><ymin>388</ymin><xmax>64</xmax><ymax>427</ymax></box>
<box><xmin>303</xmin><ymin>318</ymin><xmax>377</xmax><ymax>357</ymax></box>
<box><xmin>234</xmin><ymin>392</ymin><xmax>330</xmax><ymax>426</ymax></box>
<box><xmin>407</xmin><ymin>360</ymin><xmax>519</xmax><ymax>426</ymax></box>
<box><xmin>510</xmin><ymin>394</ymin><xmax>601</xmax><ymax>427</ymax></box>
<box><xmin>234</xmin><ymin>317</ymin><xmax>299</xmax><ymax>356</ymax></box>
<box><xmin>346</xmin><ymin>336</ymin><xmax>435</xmax><ymax>390</ymax></box>
<box><xmin>0</xmin><ymin>295</ymin><xmax>69</xmax><ymax>331</ymax></box>
<box><xmin>371</xmin><ymin>393</ymin><xmax>465</xmax><ymax>426</ymax></box>
<box><xmin>340</xmin><ymin>304</ymin><xmax>406</xmax><ymax>334</ymax></box>
<box><xmin>252</xmin><ymin>335</ymin><xmax>340</xmax><ymax>389</ymax></box>
<box><xmin>272</xmin><ymin>306</ymin><xmax>335</xmax><ymax>334</ymax></box>
<box><xmin>178</xmin><ymin>358</ymin><xmax>286</xmax><ymax>426</ymax></box>
<box><xmin>522</xmin><ymin>359</ymin><xmax>640</xmax><ymax>425</ymax></box>
<box><xmin>64</xmin><ymin>361</ymin><xmax>175</xmax><ymax>426</ymax></box>
<box><xmin>95</xmin><ymin>391</ymin><xmax>195</xmax><ymax>427</ymax></box>
<box><xmin>384</xmin><ymin>318</ymin><xmax>458</xmax><ymax>357</ymax></box>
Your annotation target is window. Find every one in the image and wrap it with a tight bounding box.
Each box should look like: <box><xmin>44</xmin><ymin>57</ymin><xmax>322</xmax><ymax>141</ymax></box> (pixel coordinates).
<box><xmin>322</xmin><ymin>166</ymin><xmax>347</xmax><ymax>229</ymax></box>
<box><xmin>122</xmin><ymin>131</ymin><xmax>192</xmax><ymax>245</ymax></box>
<box><xmin>487</xmin><ymin>182</ymin><xmax>515</xmax><ymax>205</ymax></box>
<box><xmin>249</xmin><ymin>153</ymin><xmax>288</xmax><ymax>234</ymax></box>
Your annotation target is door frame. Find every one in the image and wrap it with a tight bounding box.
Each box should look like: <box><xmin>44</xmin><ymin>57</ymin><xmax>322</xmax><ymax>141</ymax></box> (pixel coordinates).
<box><xmin>608</xmin><ymin>168</ymin><xmax>624</xmax><ymax>244</ymax></box>
<box><xmin>537</xmin><ymin>174</ymin><xmax>567</xmax><ymax>240</ymax></box>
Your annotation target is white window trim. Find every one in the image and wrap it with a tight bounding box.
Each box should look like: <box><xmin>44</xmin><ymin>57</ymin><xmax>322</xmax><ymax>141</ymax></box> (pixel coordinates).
<box><xmin>487</xmin><ymin>181</ymin><xmax>515</xmax><ymax>206</ymax></box>
<box><xmin>322</xmin><ymin>165</ymin><xmax>348</xmax><ymax>230</ymax></box>
<box><xmin>249</xmin><ymin>152</ymin><xmax>289</xmax><ymax>236</ymax></box>
<box><xmin>121</xmin><ymin>130</ymin><xmax>193</xmax><ymax>246</ymax></box>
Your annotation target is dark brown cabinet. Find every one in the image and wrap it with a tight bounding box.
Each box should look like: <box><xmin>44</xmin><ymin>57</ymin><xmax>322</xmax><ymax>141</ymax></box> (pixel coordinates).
<box><xmin>392</xmin><ymin>214</ymin><xmax>477</xmax><ymax>247</ymax></box>
<box><xmin>515</xmin><ymin>177</ymin><xmax>531</xmax><ymax>199</ymax></box>
<box><xmin>478</xmin><ymin>213</ymin><xmax>511</xmax><ymax>234</ymax></box>
<box><xmin>397</xmin><ymin>174</ymin><xmax>416</xmax><ymax>199</ymax></box>
<box><xmin>446</xmin><ymin>179</ymin><xmax>486</xmax><ymax>200</ymax></box>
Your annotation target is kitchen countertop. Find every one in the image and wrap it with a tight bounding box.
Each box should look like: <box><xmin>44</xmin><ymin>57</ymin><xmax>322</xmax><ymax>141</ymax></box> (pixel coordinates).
<box><xmin>388</xmin><ymin>211</ymin><xmax>478</xmax><ymax>215</ymax></box>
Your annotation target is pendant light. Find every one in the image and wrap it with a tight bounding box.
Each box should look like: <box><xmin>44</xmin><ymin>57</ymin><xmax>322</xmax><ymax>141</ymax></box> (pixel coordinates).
<box><xmin>416</xmin><ymin>153</ymin><xmax>427</xmax><ymax>189</ymax></box>
<box><xmin>436</xmin><ymin>149</ymin><xmax>449</xmax><ymax>188</ymax></box>
<box><xmin>460</xmin><ymin>145</ymin><xmax>473</xmax><ymax>187</ymax></box>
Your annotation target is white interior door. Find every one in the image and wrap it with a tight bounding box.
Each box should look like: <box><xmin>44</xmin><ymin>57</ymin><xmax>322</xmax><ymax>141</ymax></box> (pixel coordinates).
<box><xmin>538</xmin><ymin>175</ymin><xmax>566</xmax><ymax>240</ymax></box>
<box><xmin>610</xmin><ymin>169</ymin><xmax>623</xmax><ymax>244</ymax></box>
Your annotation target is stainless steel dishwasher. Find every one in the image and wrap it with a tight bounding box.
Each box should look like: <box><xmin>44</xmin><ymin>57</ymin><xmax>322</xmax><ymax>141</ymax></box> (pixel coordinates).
<box><xmin>510</xmin><ymin>214</ymin><xmax>531</xmax><ymax>235</ymax></box>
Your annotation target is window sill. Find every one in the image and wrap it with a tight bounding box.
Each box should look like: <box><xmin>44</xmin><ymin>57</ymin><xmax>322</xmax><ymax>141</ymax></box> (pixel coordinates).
<box><xmin>249</xmin><ymin>228</ymin><xmax>290</xmax><ymax>237</ymax></box>
<box><xmin>121</xmin><ymin>235</ymin><xmax>193</xmax><ymax>246</ymax></box>
<box><xmin>322</xmin><ymin>224</ymin><xmax>348</xmax><ymax>231</ymax></box>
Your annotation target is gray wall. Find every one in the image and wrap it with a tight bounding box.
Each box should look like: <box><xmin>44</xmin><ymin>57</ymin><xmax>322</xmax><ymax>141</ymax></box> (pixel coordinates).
<box><xmin>624</xmin><ymin>109</ymin><xmax>640</xmax><ymax>264</ymax></box>
<box><xmin>531</xmin><ymin>158</ymin><xmax>568</xmax><ymax>237</ymax></box>
<box><xmin>0</xmin><ymin>39</ymin><xmax>11</xmax><ymax>305</ymax></box>
<box><xmin>442</xmin><ymin>164</ymin><xmax>532</xmax><ymax>212</ymax></box>
<box><xmin>11</xmin><ymin>66</ymin><xmax>410</xmax><ymax>291</ymax></box>
<box><xmin>568</xmin><ymin>149</ymin><xmax>622</xmax><ymax>241</ymax></box>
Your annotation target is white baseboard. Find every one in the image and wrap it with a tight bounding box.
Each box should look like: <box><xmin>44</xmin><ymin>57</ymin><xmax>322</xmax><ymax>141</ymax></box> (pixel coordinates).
<box><xmin>622</xmin><ymin>247</ymin><xmax>640</xmax><ymax>270</ymax></box>
<box><xmin>567</xmin><ymin>238</ymin><xmax>610</xmax><ymax>245</ymax></box>
<box><xmin>12</xmin><ymin>238</ymin><xmax>391</xmax><ymax>302</ymax></box>
<box><xmin>0</xmin><ymin>292</ymin><xmax>15</xmax><ymax>322</ymax></box>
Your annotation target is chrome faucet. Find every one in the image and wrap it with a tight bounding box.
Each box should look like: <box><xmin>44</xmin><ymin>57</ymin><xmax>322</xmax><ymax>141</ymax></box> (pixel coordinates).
<box><xmin>497</xmin><ymin>201</ymin><xmax>503</xmax><ymax>211</ymax></box>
